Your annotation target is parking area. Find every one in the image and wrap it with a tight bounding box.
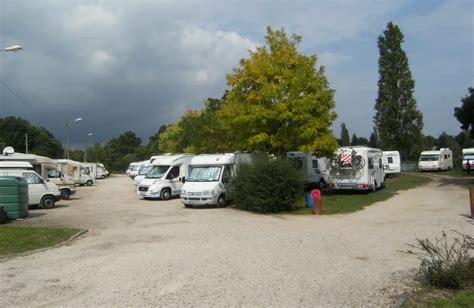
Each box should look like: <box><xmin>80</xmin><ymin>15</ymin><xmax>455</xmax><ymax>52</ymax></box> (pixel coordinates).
<box><xmin>1</xmin><ymin>174</ymin><xmax>473</xmax><ymax>306</ymax></box>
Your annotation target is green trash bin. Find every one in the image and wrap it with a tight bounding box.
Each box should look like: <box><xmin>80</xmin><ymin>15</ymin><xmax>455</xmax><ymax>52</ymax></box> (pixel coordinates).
<box><xmin>0</xmin><ymin>176</ymin><xmax>29</xmax><ymax>220</ymax></box>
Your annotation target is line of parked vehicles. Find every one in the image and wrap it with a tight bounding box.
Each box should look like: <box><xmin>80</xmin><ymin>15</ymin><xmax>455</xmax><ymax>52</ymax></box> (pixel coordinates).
<box><xmin>0</xmin><ymin>146</ymin><xmax>109</xmax><ymax>209</ymax></box>
<box><xmin>126</xmin><ymin>146</ymin><xmax>473</xmax><ymax>208</ymax></box>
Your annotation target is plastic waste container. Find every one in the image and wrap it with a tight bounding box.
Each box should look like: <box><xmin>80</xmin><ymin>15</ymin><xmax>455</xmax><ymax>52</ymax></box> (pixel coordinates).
<box><xmin>0</xmin><ymin>176</ymin><xmax>29</xmax><ymax>219</ymax></box>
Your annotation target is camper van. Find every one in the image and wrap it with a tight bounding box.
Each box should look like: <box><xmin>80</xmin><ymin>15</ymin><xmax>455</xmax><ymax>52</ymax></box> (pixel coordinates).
<box><xmin>96</xmin><ymin>163</ymin><xmax>109</xmax><ymax>179</ymax></box>
<box><xmin>180</xmin><ymin>153</ymin><xmax>253</xmax><ymax>208</ymax></box>
<box><xmin>133</xmin><ymin>161</ymin><xmax>153</xmax><ymax>186</ymax></box>
<box><xmin>462</xmin><ymin>148</ymin><xmax>474</xmax><ymax>170</ymax></box>
<box><xmin>418</xmin><ymin>148</ymin><xmax>453</xmax><ymax>171</ymax></box>
<box><xmin>0</xmin><ymin>162</ymin><xmax>61</xmax><ymax>208</ymax></box>
<box><xmin>55</xmin><ymin>159</ymin><xmax>95</xmax><ymax>186</ymax></box>
<box><xmin>382</xmin><ymin>151</ymin><xmax>401</xmax><ymax>176</ymax></box>
<box><xmin>287</xmin><ymin>151</ymin><xmax>328</xmax><ymax>189</ymax></box>
<box><xmin>126</xmin><ymin>162</ymin><xmax>141</xmax><ymax>179</ymax></box>
<box><xmin>0</xmin><ymin>150</ymin><xmax>76</xmax><ymax>200</ymax></box>
<box><xmin>137</xmin><ymin>154</ymin><xmax>195</xmax><ymax>200</ymax></box>
<box><xmin>328</xmin><ymin>146</ymin><xmax>385</xmax><ymax>191</ymax></box>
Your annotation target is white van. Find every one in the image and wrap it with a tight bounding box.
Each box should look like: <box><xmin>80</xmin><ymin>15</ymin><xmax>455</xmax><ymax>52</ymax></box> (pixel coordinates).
<box><xmin>180</xmin><ymin>153</ymin><xmax>253</xmax><ymax>208</ymax></box>
<box><xmin>96</xmin><ymin>163</ymin><xmax>109</xmax><ymax>179</ymax></box>
<box><xmin>418</xmin><ymin>148</ymin><xmax>453</xmax><ymax>171</ymax></box>
<box><xmin>137</xmin><ymin>154</ymin><xmax>195</xmax><ymax>200</ymax></box>
<box><xmin>287</xmin><ymin>151</ymin><xmax>328</xmax><ymax>189</ymax></box>
<box><xmin>0</xmin><ymin>162</ymin><xmax>61</xmax><ymax>208</ymax></box>
<box><xmin>55</xmin><ymin>159</ymin><xmax>95</xmax><ymax>186</ymax></box>
<box><xmin>328</xmin><ymin>146</ymin><xmax>385</xmax><ymax>191</ymax></box>
<box><xmin>133</xmin><ymin>161</ymin><xmax>153</xmax><ymax>186</ymax></box>
<box><xmin>382</xmin><ymin>151</ymin><xmax>401</xmax><ymax>176</ymax></box>
<box><xmin>126</xmin><ymin>162</ymin><xmax>141</xmax><ymax>179</ymax></box>
<box><xmin>462</xmin><ymin>148</ymin><xmax>474</xmax><ymax>170</ymax></box>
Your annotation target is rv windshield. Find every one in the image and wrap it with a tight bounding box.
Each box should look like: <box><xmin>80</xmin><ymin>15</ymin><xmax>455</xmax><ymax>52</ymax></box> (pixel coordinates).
<box><xmin>420</xmin><ymin>155</ymin><xmax>439</xmax><ymax>161</ymax></box>
<box><xmin>188</xmin><ymin>166</ymin><xmax>222</xmax><ymax>182</ymax></box>
<box><xmin>138</xmin><ymin>165</ymin><xmax>152</xmax><ymax>175</ymax></box>
<box><xmin>464</xmin><ymin>154</ymin><xmax>474</xmax><ymax>160</ymax></box>
<box><xmin>131</xmin><ymin>164</ymin><xmax>141</xmax><ymax>171</ymax></box>
<box><xmin>146</xmin><ymin>165</ymin><xmax>170</xmax><ymax>179</ymax></box>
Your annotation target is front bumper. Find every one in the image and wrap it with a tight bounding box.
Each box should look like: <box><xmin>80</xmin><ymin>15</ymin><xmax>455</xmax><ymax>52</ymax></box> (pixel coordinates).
<box><xmin>180</xmin><ymin>194</ymin><xmax>219</xmax><ymax>206</ymax></box>
<box><xmin>137</xmin><ymin>186</ymin><xmax>161</xmax><ymax>198</ymax></box>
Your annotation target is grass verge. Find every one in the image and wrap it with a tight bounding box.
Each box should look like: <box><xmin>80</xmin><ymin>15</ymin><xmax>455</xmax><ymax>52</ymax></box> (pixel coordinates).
<box><xmin>403</xmin><ymin>287</ymin><xmax>474</xmax><ymax>307</ymax></box>
<box><xmin>291</xmin><ymin>173</ymin><xmax>432</xmax><ymax>215</ymax></box>
<box><xmin>0</xmin><ymin>226</ymin><xmax>80</xmax><ymax>256</ymax></box>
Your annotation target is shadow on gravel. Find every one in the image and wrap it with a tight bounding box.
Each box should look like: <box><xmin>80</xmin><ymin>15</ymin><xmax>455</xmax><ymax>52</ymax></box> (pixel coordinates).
<box><xmin>437</xmin><ymin>177</ymin><xmax>474</xmax><ymax>187</ymax></box>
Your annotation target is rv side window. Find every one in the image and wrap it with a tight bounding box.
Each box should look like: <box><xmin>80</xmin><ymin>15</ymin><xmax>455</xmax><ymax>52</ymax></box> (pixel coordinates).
<box><xmin>168</xmin><ymin>166</ymin><xmax>180</xmax><ymax>179</ymax></box>
<box><xmin>368</xmin><ymin>158</ymin><xmax>374</xmax><ymax>169</ymax></box>
<box><xmin>444</xmin><ymin>154</ymin><xmax>448</xmax><ymax>159</ymax></box>
<box><xmin>23</xmin><ymin>173</ymin><xmax>42</xmax><ymax>184</ymax></box>
<box><xmin>379</xmin><ymin>159</ymin><xmax>383</xmax><ymax>168</ymax></box>
<box><xmin>222</xmin><ymin>166</ymin><xmax>231</xmax><ymax>184</ymax></box>
<box><xmin>387</xmin><ymin>157</ymin><xmax>393</xmax><ymax>164</ymax></box>
<box><xmin>312</xmin><ymin>159</ymin><xmax>318</xmax><ymax>169</ymax></box>
<box><xmin>47</xmin><ymin>169</ymin><xmax>61</xmax><ymax>178</ymax></box>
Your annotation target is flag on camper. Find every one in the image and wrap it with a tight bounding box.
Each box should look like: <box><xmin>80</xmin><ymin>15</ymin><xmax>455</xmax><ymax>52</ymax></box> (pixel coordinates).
<box><xmin>340</xmin><ymin>152</ymin><xmax>352</xmax><ymax>165</ymax></box>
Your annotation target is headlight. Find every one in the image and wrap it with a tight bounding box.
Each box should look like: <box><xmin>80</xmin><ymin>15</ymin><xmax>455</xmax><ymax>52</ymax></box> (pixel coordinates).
<box><xmin>203</xmin><ymin>190</ymin><xmax>215</xmax><ymax>196</ymax></box>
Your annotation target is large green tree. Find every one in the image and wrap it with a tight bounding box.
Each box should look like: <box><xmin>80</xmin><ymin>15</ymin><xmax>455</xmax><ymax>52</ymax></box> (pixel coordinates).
<box><xmin>374</xmin><ymin>21</ymin><xmax>423</xmax><ymax>159</ymax></box>
<box><xmin>340</xmin><ymin>123</ymin><xmax>350</xmax><ymax>146</ymax></box>
<box><xmin>105</xmin><ymin>131</ymin><xmax>142</xmax><ymax>171</ymax></box>
<box><xmin>454</xmin><ymin>87</ymin><xmax>474</xmax><ymax>137</ymax></box>
<box><xmin>219</xmin><ymin>27</ymin><xmax>338</xmax><ymax>156</ymax></box>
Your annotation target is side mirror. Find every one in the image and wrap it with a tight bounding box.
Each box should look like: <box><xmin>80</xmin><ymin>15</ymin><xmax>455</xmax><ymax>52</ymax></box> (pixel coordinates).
<box><xmin>166</xmin><ymin>174</ymin><xmax>172</xmax><ymax>180</ymax></box>
<box><xmin>181</xmin><ymin>177</ymin><xmax>186</xmax><ymax>184</ymax></box>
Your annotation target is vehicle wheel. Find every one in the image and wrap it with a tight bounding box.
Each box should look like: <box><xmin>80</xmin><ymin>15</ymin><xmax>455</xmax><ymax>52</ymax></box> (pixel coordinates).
<box><xmin>216</xmin><ymin>194</ymin><xmax>226</xmax><ymax>208</ymax></box>
<box><xmin>160</xmin><ymin>188</ymin><xmax>171</xmax><ymax>200</ymax></box>
<box><xmin>40</xmin><ymin>195</ymin><xmax>56</xmax><ymax>209</ymax></box>
<box><xmin>60</xmin><ymin>189</ymin><xmax>71</xmax><ymax>200</ymax></box>
<box><xmin>101</xmin><ymin>175</ymin><xmax>106</xmax><ymax>179</ymax></box>
<box><xmin>86</xmin><ymin>180</ymin><xmax>93</xmax><ymax>186</ymax></box>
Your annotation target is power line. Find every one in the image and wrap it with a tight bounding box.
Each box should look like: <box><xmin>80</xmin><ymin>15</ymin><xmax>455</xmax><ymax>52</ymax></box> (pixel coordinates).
<box><xmin>0</xmin><ymin>79</ymin><xmax>29</xmax><ymax>105</ymax></box>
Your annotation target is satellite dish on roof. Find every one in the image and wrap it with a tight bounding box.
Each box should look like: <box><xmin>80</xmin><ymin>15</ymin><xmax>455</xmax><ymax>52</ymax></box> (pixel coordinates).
<box><xmin>3</xmin><ymin>146</ymin><xmax>15</xmax><ymax>156</ymax></box>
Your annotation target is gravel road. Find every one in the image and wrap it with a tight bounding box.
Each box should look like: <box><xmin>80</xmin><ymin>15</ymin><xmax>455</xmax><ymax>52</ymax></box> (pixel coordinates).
<box><xmin>1</xmin><ymin>174</ymin><xmax>473</xmax><ymax>306</ymax></box>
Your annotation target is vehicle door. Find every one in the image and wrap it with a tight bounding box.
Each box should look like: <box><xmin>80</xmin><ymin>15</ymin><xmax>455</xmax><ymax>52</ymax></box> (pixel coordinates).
<box><xmin>221</xmin><ymin>165</ymin><xmax>232</xmax><ymax>199</ymax></box>
<box><xmin>167</xmin><ymin>165</ymin><xmax>181</xmax><ymax>195</ymax></box>
<box><xmin>23</xmin><ymin>172</ymin><xmax>46</xmax><ymax>205</ymax></box>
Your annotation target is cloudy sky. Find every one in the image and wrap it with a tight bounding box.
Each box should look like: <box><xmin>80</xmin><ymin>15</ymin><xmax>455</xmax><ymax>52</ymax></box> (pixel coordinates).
<box><xmin>0</xmin><ymin>0</ymin><xmax>472</xmax><ymax>148</ymax></box>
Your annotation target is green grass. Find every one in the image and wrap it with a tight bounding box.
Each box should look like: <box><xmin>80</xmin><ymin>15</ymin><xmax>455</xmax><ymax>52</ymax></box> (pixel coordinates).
<box><xmin>0</xmin><ymin>226</ymin><xmax>80</xmax><ymax>256</ymax></box>
<box><xmin>403</xmin><ymin>288</ymin><xmax>474</xmax><ymax>307</ymax></box>
<box><xmin>290</xmin><ymin>173</ymin><xmax>432</xmax><ymax>215</ymax></box>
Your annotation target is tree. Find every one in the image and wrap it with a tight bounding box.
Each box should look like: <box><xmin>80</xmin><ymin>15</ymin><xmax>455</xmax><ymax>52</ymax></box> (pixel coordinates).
<box><xmin>369</xmin><ymin>127</ymin><xmax>379</xmax><ymax>148</ymax></box>
<box><xmin>105</xmin><ymin>131</ymin><xmax>142</xmax><ymax>171</ymax></box>
<box><xmin>374</xmin><ymin>21</ymin><xmax>423</xmax><ymax>160</ymax></box>
<box><xmin>219</xmin><ymin>26</ymin><xmax>338</xmax><ymax>156</ymax></box>
<box><xmin>454</xmin><ymin>88</ymin><xmax>474</xmax><ymax>137</ymax></box>
<box><xmin>340</xmin><ymin>123</ymin><xmax>350</xmax><ymax>146</ymax></box>
<box><xmin>351</xmin><ymin>134</ymin><xmax>369</xmax><ymax>146</ymax></box>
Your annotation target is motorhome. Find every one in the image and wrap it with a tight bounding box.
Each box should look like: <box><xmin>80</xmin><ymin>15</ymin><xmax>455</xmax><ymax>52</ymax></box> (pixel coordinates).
<box><xmin>133</xmin><ymin>161</ymin><xmax>153</xmax><ymax>186</ymax></box>
<box><xmin>462</xmin><ymin>148</ymin><xmax>474</xmax><ymax>170</ymax></box>
<box><xmin>0</xmin><ymin>149</ymin><xmax>76</xmax><ymax>200</ymax></box>
<box><xmin>382</xmin><ymin>151</ymin><xmax>401</xmax><ymax>176</ymax></box>
<box><xmin>287</xmin><ymin>151</ymin><xmax>328</xmax><ymax>189</ymax></box>
<box><xmin>83</xmin><ymin>162</ymin><xmax>98</xmax><ymax>180</ymax></box>
<box><xmin>96</xmin><ymin>163</ymin><xmax>109</xmax><ymax>178</ymax></box>
<box><xmin>0</xmin><ymin>161</ymin><xmax>61</xmax><ymax>208</ymax></box>
<box><xmin>418</xmin><ymin>148</ymin><xmax>453</xmax><ymax>171</ymax></box>
<box><xmin>180</xmin><ymin>153</ymin><xmax>253</xmax><ymax>208</ymax></box>
<box><xmin>328</xmin><ymin>146</ymin><xmax>385</xmax><ymax>191</ymax></box>
<box><xmin>137</xmin><ymin>154</ymin><xmax>195</xmax><ymax>200</ymax></box>
<box><xmin>55</xmin><ymin>159</ymin><xmax>95</xmax><ymax>186</ymax></box>
<box><xmin>126</xmin><ymin>162</ymin><xmax>141</xmax><ymax>179</ymax></box>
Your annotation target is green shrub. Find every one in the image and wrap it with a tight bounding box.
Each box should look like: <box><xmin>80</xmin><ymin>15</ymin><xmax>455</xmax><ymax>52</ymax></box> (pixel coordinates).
<box><xmin>230</xmin><ymin>156</ymin><xmax>304</xmax><ymax>213</ymax></box>
<box><xmin>407</xmin><ymin>231</ymin><xmax>474</xmax><ymax>289</ymax></box>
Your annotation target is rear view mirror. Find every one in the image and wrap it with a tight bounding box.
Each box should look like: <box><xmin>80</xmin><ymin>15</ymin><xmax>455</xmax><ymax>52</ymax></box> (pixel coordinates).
<box><xmin>181</xmin><ymin>177</ymin><xmax>186</xmax><ymax>184</ymax></box>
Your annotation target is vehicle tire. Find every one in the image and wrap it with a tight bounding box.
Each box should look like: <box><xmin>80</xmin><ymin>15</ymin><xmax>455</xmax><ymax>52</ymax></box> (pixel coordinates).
<box><xmin>60</xmin><ymin>189</ymin><xmax>71</xmax><ymax>200</ymax></box>
<box><xmin>216</xmin><ymin>194</ymin><xmax>226</xmax><ymax>208</ymax></box>
<box><xmin>86</xmin><ymin>180</ymin><xmax>93</xmax><ymax>186</ymax></box>
<box><xmin>160</xmin><ymin>188</ymin><xmax>171</xmax><ymax>200</ymax></box>
<box><xmin>101</xmin><ymin>175</ymin><xmax>106</xmax><ymax>179</ymax></box>
<box><xmin>40</xmin><ymin>195</ymin><xmax>56</xmax><ymax>209</ymax></box>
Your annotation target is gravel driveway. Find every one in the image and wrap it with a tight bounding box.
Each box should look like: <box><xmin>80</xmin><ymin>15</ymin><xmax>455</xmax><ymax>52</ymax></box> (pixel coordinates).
<box><xmin>1</xmin><ymin>174</ymin><xmax>473</xmax><ymax>306</ymax></box>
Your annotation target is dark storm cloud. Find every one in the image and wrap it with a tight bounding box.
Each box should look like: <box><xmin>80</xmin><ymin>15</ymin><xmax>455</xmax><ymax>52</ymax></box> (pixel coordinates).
<box><xmin>1</xmin><ymin>0</ymin><xmax>472</xmax><ymax>148</ymax></box>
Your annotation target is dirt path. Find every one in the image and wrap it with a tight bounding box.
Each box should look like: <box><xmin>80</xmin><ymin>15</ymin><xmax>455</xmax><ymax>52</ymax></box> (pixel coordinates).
<box><xmin>1</xmin><ymin>175</ymin><xmax>473</xmax><ymax>306</ymax></box>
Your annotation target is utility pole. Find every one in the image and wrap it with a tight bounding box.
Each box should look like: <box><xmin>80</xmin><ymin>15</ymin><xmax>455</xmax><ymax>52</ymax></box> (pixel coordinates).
<box><xmin>25</xmin><ymin>133</ymin><xmax>28</xmax><ymax>154</ymax></box>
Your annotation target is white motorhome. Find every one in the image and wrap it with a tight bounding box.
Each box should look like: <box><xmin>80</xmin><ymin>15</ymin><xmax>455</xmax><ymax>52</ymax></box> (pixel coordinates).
<box><xmin>418</xmin><ymin>148</ymin><xmax>453</xmax><ymax>171</ymax></box>
<box><xmin>126</xmin><ymin>162</ymin><xmax>141</xmax><ymax>179</ymax></box>
<box><xmin>55</xmin><ymin>159</ymin><xmax>95</xmax><ymax>186</ymax></box>
<box><xmin>328</xmin><ymin>146</ymin><xmax>385</xmax><ymax>191</ymax></box>
<box><xmin>96</xmin><ymin>163</ymin><xmax>109</xmax><ymax>179</ymax></box>
<box><xmin>133</xmin><ymin>161</ymin><xmax>153</xmax><ymax>186</ymax></box>
<box><xmin>180</xmin><ymin>153</ymin><xmax>253</xmax><ymax>208</ymax></box>
<box><xmin>83</xmin><ymin>162</ymin><xmax>98</xmax><ymax>180</ymax></box>
<box><xmin>137</xmin><ymin>154</ymin><xmax>195</xmax><ymax>200</ymax></box>
<box><xmin>0</xmin><ymin>150</ymin><xmax>76</xmax><ymax>200</ymax></box>
<box><xmin>0</xmin><ymin>162</ymin><xmax>61</xmax><ymax>208</ymax></box>
<box><xmin>287</xmin><ymin>151</ymin><xmax>328</xmax><ymax>189</ymax></box>
<box><xmin>382</xmin><ymin>151</ymin><xmax>401</xmax><ymax>176</ymax></box>
<box><xmin>462</xmin><ymin>148</ymin><xmax>474</xmax><ymax>170</ymax></box>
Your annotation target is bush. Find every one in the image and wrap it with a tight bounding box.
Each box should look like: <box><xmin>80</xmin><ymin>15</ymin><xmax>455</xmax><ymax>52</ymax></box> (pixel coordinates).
<box><xmin>408</xmin><ymin>231</ymin><xmax>474</xmax><ymax>289</ymax></box>
<box><xmin>230</xmin><ymin>156</ymin><xmax>304</xmax><ymax>213</ymax></box>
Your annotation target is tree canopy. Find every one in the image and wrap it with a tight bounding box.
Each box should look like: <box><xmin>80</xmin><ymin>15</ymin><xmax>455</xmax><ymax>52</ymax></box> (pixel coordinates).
<box><xmin>340</xmin><ymin>123</ymin><xmax>350</xmax><ymax>146</ymax></box>
<box><xmin>374</xmin><ymin>21</ymin><xmax>423</xmax><ymax>159</ymax></box>
<box><xmin>454</xmin><ymin>87</ymin><xmax>474</xmax><ymax>137</ymax></box>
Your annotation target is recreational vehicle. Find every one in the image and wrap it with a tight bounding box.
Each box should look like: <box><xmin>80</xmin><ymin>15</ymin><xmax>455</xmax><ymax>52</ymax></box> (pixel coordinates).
<box><xmin>328</xmin><ymin>146</ymin><xmax>385</xmax><ymax>191</ymax></box>
<box><xmin>418</xmin><ymin>148</ymin><xmax>453</xmax><ymax>171</ymax></box>
<box><xmin>133</xmin><ymin>161</ymin><xmax>153</xmax><ymax>186</ymax></box>
<box><xmin>55</xmin><ymin>159</ymin><xmax>95</xmax><ymax>186</ymax></box>
<box><xmin>96</xmin><ymin>163</ymin><xmax>109</xmax><ymax>178</ymax></box>
<box><xmin>287</xmin><ymin>151</ymin><xmax>328</xmax><ymax>189</ymax></box>
<box><xmin>0</xmin><ymin>149</ymin><xmax>76</xmax><ymax>200</ymax></box>
<box><xmin>0</xmin><ymin>161</ymin><xmax>61</xmax><ymax>208</ymax></box>
<box><xmin>137</xmin><ymin>154</ymin><xmax>195</xmax><ymax>200</ymax></box>
<box><xmin>180</xmin><ymin>152</ymin><xmax>253</xmax><ymax>208</ymax></box>
<box><xmin>382</xmin><ymin>151</ymin><xmax>401</xmax><ymax>176</ymax></box>
<box><xmin>462</xmin><ymin>148</ymin><xmax>474</xmax><ymax>170</ymax></box>
<box><xmin>126</xmin><ymin>162</ymin><xmax>141</xmax><ymax>179</ymax></box>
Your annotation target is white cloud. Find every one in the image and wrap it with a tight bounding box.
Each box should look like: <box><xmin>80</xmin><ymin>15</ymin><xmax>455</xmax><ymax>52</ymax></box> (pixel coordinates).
<box><xmin>63</xmin><ymin>4</ymin><xmax>119</xmax><ymax>33</ymax></box>
<box><xmin>318</xmin><ymin>52</ymin><xmax>352</xmax><ymax>68</ymax></box>
<box><xmin>87</xmin><ymin>50</ymin><xmax>115</xmax><ymax>74</ymax></box>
